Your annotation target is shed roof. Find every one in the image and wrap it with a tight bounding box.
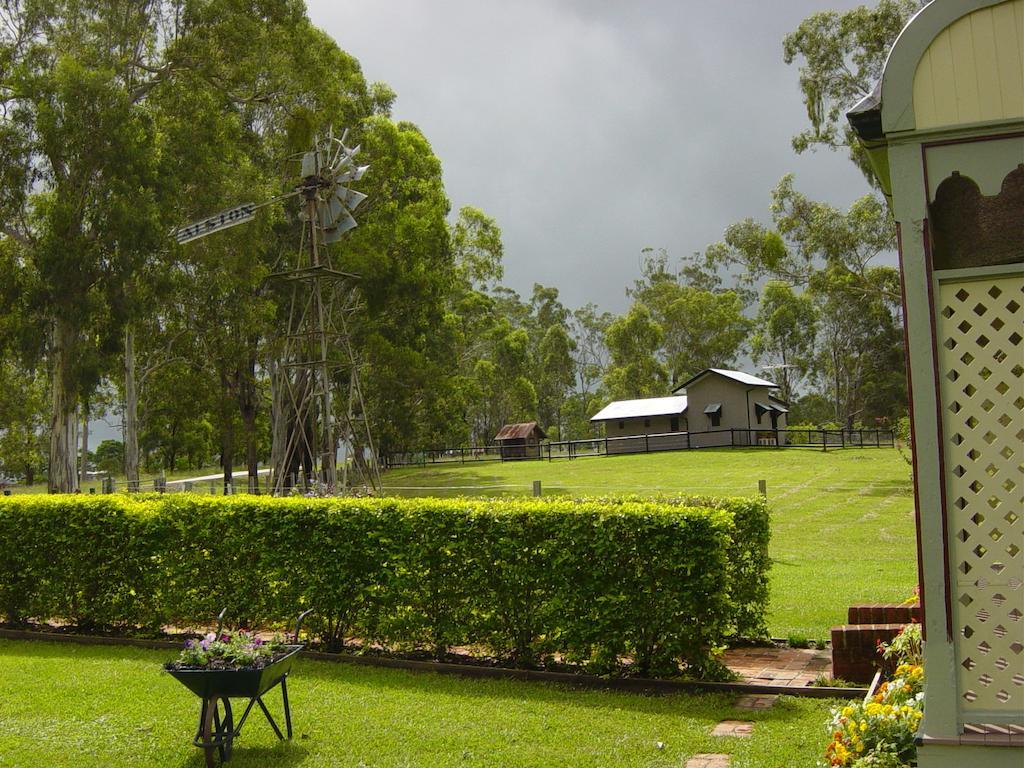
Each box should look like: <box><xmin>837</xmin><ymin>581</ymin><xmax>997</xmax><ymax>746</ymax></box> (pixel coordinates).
<box><xmin>590</xmin><ymin>396</ymin><xmax>688</xmax><ymax>422</ymax></box>
<box><xmin>672</xmin><ymin>368</ymin><xmax>777</xmax><ymax>393</ymax></box>
<box><xmin>494</xmin><ymin>422</ymin><xmax>546</xmax><ymax>441</ymax></box>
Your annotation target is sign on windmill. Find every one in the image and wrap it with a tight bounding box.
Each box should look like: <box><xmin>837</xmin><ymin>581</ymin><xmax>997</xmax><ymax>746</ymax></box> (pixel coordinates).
<box><xmin>174</xmin><ymin>203</ymin><xmax>258</xmax><ymax>245</ymax></box>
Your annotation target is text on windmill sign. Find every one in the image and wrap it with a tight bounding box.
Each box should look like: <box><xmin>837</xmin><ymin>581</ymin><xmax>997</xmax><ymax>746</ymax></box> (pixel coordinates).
<box><xmin>175</xmin><ymin>203</ymin><xmax>257</xmax><ymax>245</ymax></box>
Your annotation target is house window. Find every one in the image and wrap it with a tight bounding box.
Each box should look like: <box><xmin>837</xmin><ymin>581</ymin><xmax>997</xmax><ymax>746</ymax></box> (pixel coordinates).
<box><xmin>704</xmin><ymin>403</ymin><xmax>722</xmax><ymax>428</ymax></box>
<box><xmin>670</xmin><ymin>416</ymin><xmax>679</xmax><ymax>432</ymax></box>
<box><xmin>617</xmin><ymin>420</ymin><xmax>624</xmax><ymax>430</ymax></box>
<box><xmin>754</xmin><ymin>402</ymin><xmax>770</xmax><ymax>424</ymax></box>
<box><xmin>644</xmin><ymin>418</ymin><xmax>651</xmax><ymax>429</ymax></box>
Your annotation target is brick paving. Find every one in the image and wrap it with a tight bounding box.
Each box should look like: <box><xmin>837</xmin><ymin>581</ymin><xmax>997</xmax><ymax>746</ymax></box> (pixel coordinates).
<box><xmin>723</xmin><ymin>645</ymin><xmax>831</xmax><ymax>687</ymax></box>
<box><xmin>710</xmin><ymin>720</ymin><xmax>755</xmax><ymax>737</ymax></box>
<box><xmin>734</xmin><ymin>694</ymin><xmax>777</xmax><ymax>709</ymax></box>
<box><xmin>685</xmin><ymin>755</ymin><xmax>731</xmax><ymax>768</ymax></box>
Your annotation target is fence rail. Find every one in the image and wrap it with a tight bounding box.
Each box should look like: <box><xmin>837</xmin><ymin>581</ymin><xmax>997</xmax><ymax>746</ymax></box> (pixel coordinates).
<box><xmin>381</xmin><ymin>427</ymin><xmax>896</xmax><ymax>468</ymax></box>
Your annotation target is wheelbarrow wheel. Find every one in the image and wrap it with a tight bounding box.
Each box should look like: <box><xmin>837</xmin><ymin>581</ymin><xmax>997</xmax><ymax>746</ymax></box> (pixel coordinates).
<box><xmin>201</xmin><ymin>695</ymin><xmax>234</xmax><ymax>767</ymax></box>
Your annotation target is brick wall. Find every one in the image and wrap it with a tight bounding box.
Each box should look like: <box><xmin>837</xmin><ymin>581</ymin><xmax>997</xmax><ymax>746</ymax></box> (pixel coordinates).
<box><xmin>830</xmin><ymin>602</ymin><xmax>920</xmax><ymax>683</ymax></box>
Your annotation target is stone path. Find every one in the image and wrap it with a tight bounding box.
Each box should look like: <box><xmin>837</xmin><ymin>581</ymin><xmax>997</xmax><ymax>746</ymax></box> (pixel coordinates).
<box><xmin>733</xmin><ymin>694</ymin><xmax>778</xmax><ymax>709</ymax></box>
<box><xmin>685</xmin><ymin>755</ymin><xmax>730</xmax><ymax>768</ymax></box>
<box><xmin>723</xmin><ymin>645</ymin><xmax>831</xmax><ymax>687</ymax></box>
<box><xmin>710</xmin><ymin>720</ymin><xmax>755</xmax><ymax>737</ymax></box>
<box><xmin>682</xmin><ymin>692</ymin><xmax>781</xmax><ymax>767</ymax></box>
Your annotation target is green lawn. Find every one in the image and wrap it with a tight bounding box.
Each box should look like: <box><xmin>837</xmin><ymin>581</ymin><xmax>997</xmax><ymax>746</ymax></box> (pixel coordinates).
<box><xmin>0</xmin><ymin>639</ymin><xmax>838</xmax><ymax>767</ymax></box>
<box><xmin>382</xmin><ymin>448</ymin><xmax>917</xmax><ymax>639</ymax></box>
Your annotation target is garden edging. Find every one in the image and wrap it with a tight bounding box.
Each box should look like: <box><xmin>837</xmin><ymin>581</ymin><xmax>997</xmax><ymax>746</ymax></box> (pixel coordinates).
<box><xmin>0</xmin><ymin>627</ymin><xmax>866</xmax><ymax>699</ymax></box>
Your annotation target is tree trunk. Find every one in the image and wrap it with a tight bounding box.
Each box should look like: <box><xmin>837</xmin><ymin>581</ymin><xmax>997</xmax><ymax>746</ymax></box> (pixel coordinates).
<box><xmin>239</xmin><ymin>352</ymin><xmax>259</xmax><ymax>494</ymax></box>
<box><xmin>48</xmin><ymin>318</ymin><xmax>79</xmax><ymax>493</ymax></box>
<box><xmin>269</xmin><ymin>357</ymin><xmax>287</xmax><ymax>493</ymax></box>
<box><xmin>123</xmin><ymin>328</ymin><xmax>140</xmax><ymax>491</ymax></box>
<box><xmin>79</xmin><ymin>402</ymin><xmax>89</xmax><ymax>488</ymax></box>
<box><xmin>218</xmin><ymin>371</ymin><xmax>236</xmax><ymax>493</ymax></box>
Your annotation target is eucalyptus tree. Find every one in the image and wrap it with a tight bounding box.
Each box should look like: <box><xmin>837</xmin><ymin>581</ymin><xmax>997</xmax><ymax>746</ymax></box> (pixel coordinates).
<box><xmin>564</xmin><ymin>303</ymin><xmax>612</xmax><ymax>438</ymax></box>
<box><xmin>0</xmin><ymin>0</ymin><xmax>177</xmax><ymax>491</ymax></box>
<box><xmin>602</xmin><ymin>304</ymin><xmax>668</xmax><ymax>401</ymax></box>
<box><xmin>750</xmin><ymin>281</ymin><xmax>817</xmax><ymax>403</ymax></box>
<box><xmin>336</xmin><ymin>116</ymin><xmax>461</xmax><ymax>455</ymax></box>
<box><xmin>783</xmin><ymin>0</ymin><xmax>919</xmax><ymax>184</ymax></box>
<box><xmin>808</xmin><ymin>265</ymin><xmax>905</xmax><ymax>426</ymax></box>
<box><xmin>629</xmin><ymin>249</ymin><xmax>750</xmax><ymax>387</ymax></box>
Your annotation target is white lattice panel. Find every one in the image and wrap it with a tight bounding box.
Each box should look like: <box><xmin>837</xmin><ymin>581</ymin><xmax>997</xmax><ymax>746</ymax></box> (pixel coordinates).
<box><xmin>937</xmin><ymin>274</ymin><xmax>1024</xmax><ymax>720</ymax></box>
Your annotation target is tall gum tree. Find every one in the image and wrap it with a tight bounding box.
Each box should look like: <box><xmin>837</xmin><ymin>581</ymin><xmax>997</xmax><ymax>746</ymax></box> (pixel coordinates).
<box><xmin>1</xmin><ymin>2</ymin><xmax>170</xmax><ymax>491</ymax></box>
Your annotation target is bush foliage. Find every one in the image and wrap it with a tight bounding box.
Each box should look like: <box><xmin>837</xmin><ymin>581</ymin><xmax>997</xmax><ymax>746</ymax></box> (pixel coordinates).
<box><xmin>0</xmin><ymin>494</ymin><xmax>770</xmax><ymax>677</ymax></box>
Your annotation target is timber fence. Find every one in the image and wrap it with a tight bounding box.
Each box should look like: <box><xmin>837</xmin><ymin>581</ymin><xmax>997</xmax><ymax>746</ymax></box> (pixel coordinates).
<box><xmin>380</xmin><ymin>427</ymin><xmax>896</xmax><ymax>469</ymax></box>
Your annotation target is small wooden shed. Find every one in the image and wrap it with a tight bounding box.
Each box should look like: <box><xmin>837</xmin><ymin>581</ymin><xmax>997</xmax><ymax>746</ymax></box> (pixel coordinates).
<box><xmin>494</xmin><ymin>422</ymin><xmax>546</xmax><ymax>460</ymax></box>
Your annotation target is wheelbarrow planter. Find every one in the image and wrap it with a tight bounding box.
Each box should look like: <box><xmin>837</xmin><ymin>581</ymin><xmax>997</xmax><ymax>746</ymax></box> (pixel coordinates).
<box><xmin>166</xmin><ymin>610</ymin><xmax>312</xmax><ymax>767</ymax></box>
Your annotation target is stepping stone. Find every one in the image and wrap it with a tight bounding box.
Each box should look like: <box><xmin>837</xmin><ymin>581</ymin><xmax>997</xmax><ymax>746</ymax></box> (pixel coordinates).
<box><xmin>710</xmin><ymin>720</ymin><xmax>755</xmax><ymax>737</ymax></box>
<box><xmin>734</xmin><ymin>694</ymin><xmax>777</xmax><ymax>710</ymax></box>
<box><xmin>685</xmin><ymin>755</ymin><xmax>730</xmax><ymax>768</ymax></box>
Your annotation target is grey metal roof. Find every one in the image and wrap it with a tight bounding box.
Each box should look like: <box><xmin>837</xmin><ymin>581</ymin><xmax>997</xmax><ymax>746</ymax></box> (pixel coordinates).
<box><xmin>672</xmin><ymin>368</ymin><xmax>777</xmax><ymax>392</ymax></box>
<box><xmin>590</xmin><ymin>396</ymin><xmax>688</xmax><ymax>422</ymax></box>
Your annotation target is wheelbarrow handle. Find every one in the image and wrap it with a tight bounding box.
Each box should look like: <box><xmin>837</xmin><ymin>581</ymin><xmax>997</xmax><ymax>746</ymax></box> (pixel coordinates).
<box><xmin>294</xmin><ymin>609</ymin><xmax>314</xmax><ymax>642</ymax></box>
<box><xmin>215</xmin><ymin>607</ymin><xmax>227</xmax><ymax>638</ymax></box>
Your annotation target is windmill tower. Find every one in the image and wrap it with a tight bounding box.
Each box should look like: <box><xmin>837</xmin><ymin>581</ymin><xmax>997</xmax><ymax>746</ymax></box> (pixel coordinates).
<box><xmin>269</xmin><ymin>132</ymin><xmax>380</xmax><ymax>494</ymax></box>
<box><xmin>175</xmin><ymin>130</ymin><xmax>380</xmax><ymax>495</ymax></box>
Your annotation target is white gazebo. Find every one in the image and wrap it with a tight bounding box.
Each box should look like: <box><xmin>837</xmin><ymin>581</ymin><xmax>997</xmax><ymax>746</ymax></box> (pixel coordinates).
<box><xmin>848</xmin><ymin>1</ymin><xmax>1024</xmax><ymax>765</ymax></box>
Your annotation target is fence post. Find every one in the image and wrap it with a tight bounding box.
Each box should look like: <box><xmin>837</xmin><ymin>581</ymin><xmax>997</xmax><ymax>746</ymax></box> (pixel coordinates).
<box><xmin>730</xmin><ymin>428</ymin><xmax>735</xmax><ymax>447</ymax></box>
<box><xmin>758</xmin><ymin>479</ymin><xmax>767</xmax><ymax>497</ymax></box>
<box><xmin>645</xmin><ymin>433</ymin><xmax>649</xmax><ymax>453</ymax></box>
<box><xmin>604</xmin><ymin>436</ymin><xmax>608</xmax><ymax>455</ymax></box>
<box><xmin>532</xmin><ymin>480</ymin><xmax>542</xmax><ymax>497</ymax></box>
<box><xmin>822</xmin><ymin>429</ymin><xmax>827</xmax><ymax>452</ymax></box>
<box><xmin>841</xmin><ymin>429</ymin><xmax>846</xmax><ymax>449</ymax></box>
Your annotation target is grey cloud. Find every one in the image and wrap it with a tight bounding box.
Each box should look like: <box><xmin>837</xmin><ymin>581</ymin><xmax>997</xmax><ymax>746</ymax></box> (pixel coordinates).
<box><xmin>309</xmin><ymin>0</ymin><xmax>874</xmax><ymax>312</ymax></box>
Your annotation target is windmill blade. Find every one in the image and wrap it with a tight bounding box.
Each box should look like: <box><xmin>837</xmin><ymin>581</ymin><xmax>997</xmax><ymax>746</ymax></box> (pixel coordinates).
<box><xmin>317</xmin><ymin>194</ymin><xmax>345</xmax><ymax>226</ymax></box>
<box><xmin>331</xmin><ymin>210</ymin><xmax>358</xmax><ymax>236</ymax></box>
<box><xmin>322</xmin><ymin>226</ymin><xmax>344</xmax><ymax>244</ymax></box>
<box><xmin>322</xmin><ymin>215</ymin><xmax>358</xmax><ymax>243</ymax></box>
<box><xmin>336</xmin><ymin>165</ymin><xmax>369</xmax><ymax>183</ymax></box>
<box><xmin>337</xmin><ymin>188</ymin><xmax>368</xmax><ymax>212</ymax></box>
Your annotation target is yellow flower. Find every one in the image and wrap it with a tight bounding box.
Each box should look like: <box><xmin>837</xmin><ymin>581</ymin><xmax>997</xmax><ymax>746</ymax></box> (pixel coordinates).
<box><xmin>842</xmin><ymin>706</ymin><xmax>853</xmax><ymax>718</ymax></box>
<box><xmin>860</xmin><ymin>721</ymin><xmax>868</xmax><ymax>732</ymax></box>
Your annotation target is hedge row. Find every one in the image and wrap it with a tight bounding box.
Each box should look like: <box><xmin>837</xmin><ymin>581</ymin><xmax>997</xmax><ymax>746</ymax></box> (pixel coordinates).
<box><xmin>0</xmin><ymin>494</ymin><xmax>770</xmax><ymax>677</ymax></box>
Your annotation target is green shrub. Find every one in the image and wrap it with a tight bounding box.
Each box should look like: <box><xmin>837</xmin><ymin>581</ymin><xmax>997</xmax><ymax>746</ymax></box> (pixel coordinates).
<box><xmin>0</xmin><ymin>494</ymin><xmax>771</xmax><ymax>676</ymax></box>
<box><xmin>574</xmin><ymin>493</ymin><xmax>772</xmax><ymax>640</ymax></box>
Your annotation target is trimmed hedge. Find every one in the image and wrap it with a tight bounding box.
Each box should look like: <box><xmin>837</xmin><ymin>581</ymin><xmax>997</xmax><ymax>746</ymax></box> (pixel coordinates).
<box><xmin>0</xmin><ymin>494</ymin><xmax>770</xmax><ymax>677</ymax></box>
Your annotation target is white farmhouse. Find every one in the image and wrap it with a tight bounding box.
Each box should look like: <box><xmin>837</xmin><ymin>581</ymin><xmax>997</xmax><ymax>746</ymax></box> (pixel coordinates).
<box><xmin>590</xmin><ymin>368</ymin><xmax>788</xmax><ymax>452</ymax></box>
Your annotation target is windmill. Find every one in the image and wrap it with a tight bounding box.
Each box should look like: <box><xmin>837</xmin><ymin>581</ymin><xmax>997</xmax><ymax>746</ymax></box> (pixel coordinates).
<box><xmin>175</xmin><ymin>129</ymin><xmax>380</xmax><ymax>495</ymax></box>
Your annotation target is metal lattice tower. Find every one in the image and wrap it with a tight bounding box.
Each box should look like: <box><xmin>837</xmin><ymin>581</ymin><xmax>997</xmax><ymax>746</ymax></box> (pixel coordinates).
<box><xmin>269</xmin><ymin>132</ymin><xmax>380</xmax><ymax>495</ymax></box>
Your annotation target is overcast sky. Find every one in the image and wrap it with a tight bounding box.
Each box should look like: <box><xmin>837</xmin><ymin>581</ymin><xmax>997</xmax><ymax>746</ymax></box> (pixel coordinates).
<box><xmin>310</xmin><ymin>1</ymin><xmax>874</xmax><ymax>315</ymax></box>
